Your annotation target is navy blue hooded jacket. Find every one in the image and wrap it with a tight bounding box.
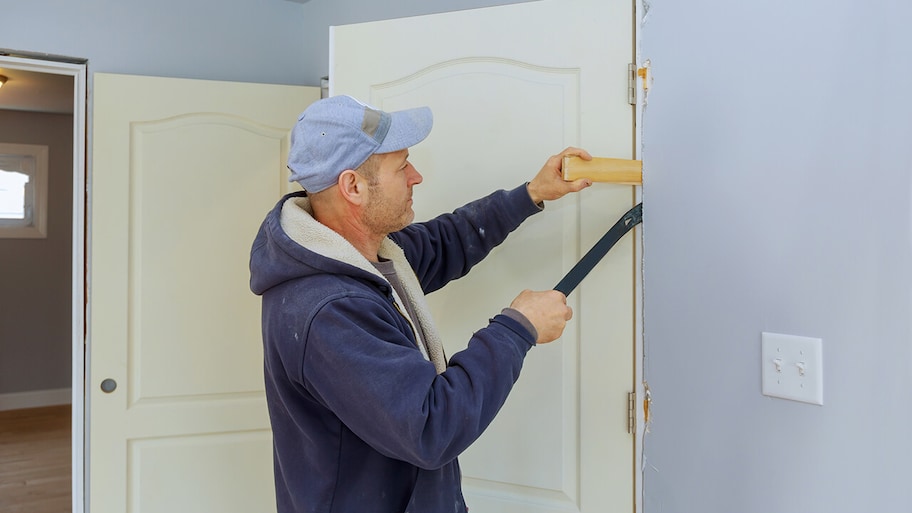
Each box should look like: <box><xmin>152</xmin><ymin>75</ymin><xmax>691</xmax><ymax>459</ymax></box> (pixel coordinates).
<box><xmin>249</xmin><ymin>184</ymin><xmax>542</xmax><ymax>513</ymax></box>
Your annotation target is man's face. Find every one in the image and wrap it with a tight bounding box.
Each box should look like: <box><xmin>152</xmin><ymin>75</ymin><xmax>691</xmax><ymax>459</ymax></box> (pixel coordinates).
<box><xmin>361</xmin><ymin>149</ymin><xmax>423</xmax><ymax>235</ymax></box>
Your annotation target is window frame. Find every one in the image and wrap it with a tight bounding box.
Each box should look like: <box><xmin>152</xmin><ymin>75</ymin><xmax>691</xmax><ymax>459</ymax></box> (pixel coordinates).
<box><xmin>0</xmin><ymin>142</ymin><xmax>49</xmax><ymax>238</ymax></box>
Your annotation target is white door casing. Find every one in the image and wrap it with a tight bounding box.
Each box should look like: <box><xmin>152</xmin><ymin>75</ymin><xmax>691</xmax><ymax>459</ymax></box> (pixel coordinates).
<box><xmin>90</xmin><ymin>73</ymin><xmax>319</xmax><ymax>513</ymax></box>
<box><xmin>331</xmin><ymin>0</ymin><xmax>637</xmax><ymax>511</ymax></box>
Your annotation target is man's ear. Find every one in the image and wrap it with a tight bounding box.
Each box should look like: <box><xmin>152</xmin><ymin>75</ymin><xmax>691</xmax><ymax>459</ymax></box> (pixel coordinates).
<box><xmin>337</xmin><ymin>169</ymin><xmax>366</xmax><ymax>205</ymax></box>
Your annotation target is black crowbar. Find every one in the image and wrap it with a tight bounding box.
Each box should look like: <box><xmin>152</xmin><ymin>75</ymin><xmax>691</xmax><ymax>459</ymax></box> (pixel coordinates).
<box><xmin>553</xmin><ymin>202</ymin><xmax>643</xmax><ymax>296</ymax></box>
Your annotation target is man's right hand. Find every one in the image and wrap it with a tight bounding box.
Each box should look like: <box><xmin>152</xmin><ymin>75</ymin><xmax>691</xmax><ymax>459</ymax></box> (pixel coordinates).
<box><xmin>509</xmin><ymin>289</ymin><xmax>573</xmax><ymax>344</ymax></box>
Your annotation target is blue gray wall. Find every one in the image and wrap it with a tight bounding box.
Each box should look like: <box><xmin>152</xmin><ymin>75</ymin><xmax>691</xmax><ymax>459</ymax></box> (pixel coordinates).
<box><xmin>640</xmin><ymin>0</ymin><xmax>912</xmax><ymax>511</ymax></box>
<box><xmin>6</xmin><ymin>0</ymin><xmax>309</xmax><ymax>84</ymax></box>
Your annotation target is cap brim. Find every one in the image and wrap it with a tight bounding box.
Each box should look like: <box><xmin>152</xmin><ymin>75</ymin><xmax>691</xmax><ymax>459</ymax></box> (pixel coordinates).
<box><xmin>376</xmin><ymin>106</ymin><xmax>433</xmax><ymax>154</ymax></box>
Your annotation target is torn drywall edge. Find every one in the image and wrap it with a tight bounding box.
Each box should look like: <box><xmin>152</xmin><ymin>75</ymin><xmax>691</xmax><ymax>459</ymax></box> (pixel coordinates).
<box><xmin>635</xmin><ymin>1</ymin><xmax>651</xmax><ymax>511</ymax></box>
<box><xmin>639</xmin><ymin>60</ymin><xmax>653</xmax><ymax>98</ymax></box>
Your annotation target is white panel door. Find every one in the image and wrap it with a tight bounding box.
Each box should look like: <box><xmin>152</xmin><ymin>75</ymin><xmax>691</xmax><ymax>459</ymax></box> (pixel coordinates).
<box><xmin>331</xmin><ymin>0</ymin><xmax>637</xmax><ymax>511</ymax></box>
<box><xmin>90</xmin><ymin>73</ymin><xmax>319</xmax><ymax>513</ymax></box>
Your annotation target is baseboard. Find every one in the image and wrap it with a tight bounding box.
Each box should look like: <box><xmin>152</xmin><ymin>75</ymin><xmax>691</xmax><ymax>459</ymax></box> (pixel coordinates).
<box><xmin>0</xmin><ymin>388</ymin><xmax>72</xmax><ymax>411</ymax></box>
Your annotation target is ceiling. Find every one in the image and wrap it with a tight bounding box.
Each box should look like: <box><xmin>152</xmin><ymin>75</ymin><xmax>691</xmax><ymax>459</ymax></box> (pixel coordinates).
<box><xmin>0</xmin><ymin>67</ymin><xmax>74</xmax><ymax>114</ymax></box>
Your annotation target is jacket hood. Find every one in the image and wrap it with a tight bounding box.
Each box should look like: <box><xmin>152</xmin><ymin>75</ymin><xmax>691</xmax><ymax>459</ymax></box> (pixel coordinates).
<box><xmin>249</xmin><ymin>192</ymin><xmax>388</xmax><ymax>296</ymax></box>
<box><xmin>249</xmin><ymin>191</ymin><xmax>449</xmax><ymax>373</ymax></box>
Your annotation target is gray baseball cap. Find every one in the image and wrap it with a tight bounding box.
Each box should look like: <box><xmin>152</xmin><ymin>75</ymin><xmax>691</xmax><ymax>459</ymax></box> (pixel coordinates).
<box><xmin>287</xmin><ymin>95</ymin><xmax>433</xmax><ymax>193</ymax></box>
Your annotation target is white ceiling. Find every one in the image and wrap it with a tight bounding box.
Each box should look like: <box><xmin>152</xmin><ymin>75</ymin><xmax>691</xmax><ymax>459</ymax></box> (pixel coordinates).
<box><xmin>0</xmin><ymin>67</ymin><xmax>74</xmax><ymax>114</ymax></box>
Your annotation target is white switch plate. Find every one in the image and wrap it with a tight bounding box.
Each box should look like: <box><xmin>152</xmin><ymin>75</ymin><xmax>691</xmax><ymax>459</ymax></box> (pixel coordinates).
<box><xmin>761</xmin><ymin>332</ymin><xmax>823</xmax><ymax>405</ymax></box>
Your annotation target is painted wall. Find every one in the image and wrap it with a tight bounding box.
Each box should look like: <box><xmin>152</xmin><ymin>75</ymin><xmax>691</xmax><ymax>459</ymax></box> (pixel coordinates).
<box><xmin>5</xmin><ymin>0</ymin><xmax>309</xmax><ymax>84</ymax></box>
<box><xmin>639</xmin><ymin>0</ymin><xmax>912</xmax><ymax>511</ymax></box>
<box><xmin>0</xmin><ymin>110</ymin><xmax>73</xmax><ymax>395</ymax></box>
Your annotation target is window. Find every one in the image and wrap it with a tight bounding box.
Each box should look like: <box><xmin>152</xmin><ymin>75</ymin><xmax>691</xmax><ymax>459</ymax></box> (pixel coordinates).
<box><xmin>0</xmin><ymin>143</ymin><xmax>49</xmax><ymax>238</ymax></box>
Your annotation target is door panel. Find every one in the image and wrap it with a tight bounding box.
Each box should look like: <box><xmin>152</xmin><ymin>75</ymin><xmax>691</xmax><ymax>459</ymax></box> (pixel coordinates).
<box><xmin>331</xmin><ymin>0</ymin><xmax>636</xmax><ymax>511</ymax></box>
<box><xmin>128</xmin><ymin>431</ymin><xmax>274</xmax><ymax>512</ymax></box>
<box><xmin>90</xmin><ymin>73</ymin><xmax>319</xmax><ymax>513</ymax></box>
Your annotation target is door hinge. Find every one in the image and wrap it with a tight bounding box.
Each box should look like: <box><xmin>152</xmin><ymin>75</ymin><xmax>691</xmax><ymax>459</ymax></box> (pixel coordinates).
<box><xmin>627</xmin><ymin>391</ymin><xmax>636</xmax><ymax>434</ymax></box>
<box><xmin>627</xmin><ymin>63</ymin><xmax>637</xmax><ymax>105</ymax></box>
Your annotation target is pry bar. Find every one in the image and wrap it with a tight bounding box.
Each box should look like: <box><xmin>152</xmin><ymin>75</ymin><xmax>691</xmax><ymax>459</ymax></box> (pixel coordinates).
<box><xmin>553</xmin><ymin>202</ymin><xmax>643</xmax><ymax>296</ymax></box>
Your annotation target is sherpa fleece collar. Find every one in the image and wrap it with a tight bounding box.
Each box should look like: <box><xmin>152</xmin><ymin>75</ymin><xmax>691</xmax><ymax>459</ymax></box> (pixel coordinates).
<box><xmin>278</xmin><ymin>196</ymin><xmax>447</xmax><ymax>373</ymax></box>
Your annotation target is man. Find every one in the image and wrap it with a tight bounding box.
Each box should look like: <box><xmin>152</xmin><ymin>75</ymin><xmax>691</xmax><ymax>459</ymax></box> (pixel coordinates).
<box><xmin>249</xmin><ymin>95</ymin><xmax>592</xmax><ymax>513</ymax></box>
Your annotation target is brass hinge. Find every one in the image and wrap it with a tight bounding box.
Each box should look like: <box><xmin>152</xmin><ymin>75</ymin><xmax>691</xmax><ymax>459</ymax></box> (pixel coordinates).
<box><xmin>627</xmin><ymin>391</ymin><xmax>636</xmax><ymax>434</ymax></box>
<box><xmin>627</xmin><ymin>63</ymin><xmax>637</xmax><ymax>105</ymax></box>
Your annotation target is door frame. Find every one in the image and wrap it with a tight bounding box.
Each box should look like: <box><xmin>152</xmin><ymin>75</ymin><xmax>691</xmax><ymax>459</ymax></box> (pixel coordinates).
<box><xmin>0</xmin><ymin>53</ymin><xmax>88</xmax><ymax>513</ymax></box>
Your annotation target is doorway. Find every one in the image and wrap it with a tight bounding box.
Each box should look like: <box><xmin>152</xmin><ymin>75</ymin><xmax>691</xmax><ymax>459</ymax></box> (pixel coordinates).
<box><xmin>0</xmin><ymin>52</ymin><xmax>87</xmax><ymax>513</ymax></box>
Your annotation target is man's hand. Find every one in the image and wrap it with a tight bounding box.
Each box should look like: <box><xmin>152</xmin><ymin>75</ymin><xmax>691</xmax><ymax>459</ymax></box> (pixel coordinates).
<box><xmin>509</xmin><ymin>289</ymin><xmax>573</xmax><ymax>345</ymax></box>
<box><xmin>526</xmin><ymin>147</ymin><xmax>593</xmax><ymax>205</ymax></box>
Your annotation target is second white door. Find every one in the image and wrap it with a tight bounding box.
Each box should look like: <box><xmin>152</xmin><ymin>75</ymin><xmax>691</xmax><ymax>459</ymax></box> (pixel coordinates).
<box><xmin>331</xmin><ymin>0</ymin><xmax>638</xmax><ymax>511</ymax></box>
<box><xmin>90</xmin><ymin>73</ymin><xmax>319</xmax><ymax>513</ymax></box>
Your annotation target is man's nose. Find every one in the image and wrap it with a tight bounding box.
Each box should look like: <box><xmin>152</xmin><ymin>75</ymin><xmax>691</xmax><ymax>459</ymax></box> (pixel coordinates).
<box><xmin>407</xmin><ymin>164</ymin><xmax>423</xmax><ymax>185</ymax></box>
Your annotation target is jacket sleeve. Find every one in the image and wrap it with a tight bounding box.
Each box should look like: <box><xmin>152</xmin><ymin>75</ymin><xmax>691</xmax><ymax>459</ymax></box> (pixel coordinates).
<box><xmin>391</xmin><ymin>184</ymin><xmax>542</xmax><ymax>294</ymax></box>
<box><xmin>299</xmin><ymin>291</ymin><xmax>536</xmax><ymax>470</ymax></box>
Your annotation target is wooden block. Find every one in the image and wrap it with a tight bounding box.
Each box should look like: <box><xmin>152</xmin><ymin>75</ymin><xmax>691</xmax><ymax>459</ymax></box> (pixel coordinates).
<box><xmin>562</xmin><ymin>156</ymin><xmax>642</xmax><ymax>185</ymax></box>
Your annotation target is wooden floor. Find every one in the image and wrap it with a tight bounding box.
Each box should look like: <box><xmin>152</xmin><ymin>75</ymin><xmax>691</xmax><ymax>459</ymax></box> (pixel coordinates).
<box><xmin>0</xmin><ymin>405</ymin><xmax>71</xmax><ymax>513</ymax></box>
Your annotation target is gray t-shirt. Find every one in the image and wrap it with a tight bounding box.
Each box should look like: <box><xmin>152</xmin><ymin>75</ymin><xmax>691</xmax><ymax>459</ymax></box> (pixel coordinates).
<box><xmin>371</xmin><ymin>259</ymin><xmax>538</xmax><ymax>350</ymax></box>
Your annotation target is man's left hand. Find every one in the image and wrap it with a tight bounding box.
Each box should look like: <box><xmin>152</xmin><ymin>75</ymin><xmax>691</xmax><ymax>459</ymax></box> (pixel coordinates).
<box><xmin>526</xmin><ymin>147</ymin><xmax>593</xmax><ymax>205</ymax></box>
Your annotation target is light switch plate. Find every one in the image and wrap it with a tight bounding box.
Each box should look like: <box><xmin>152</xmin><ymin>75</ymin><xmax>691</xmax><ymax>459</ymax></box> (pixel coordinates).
<box><xmin>761</xmin><ymin>332</ymin><xmax>823</xmax><ymax>405</ymax></box>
